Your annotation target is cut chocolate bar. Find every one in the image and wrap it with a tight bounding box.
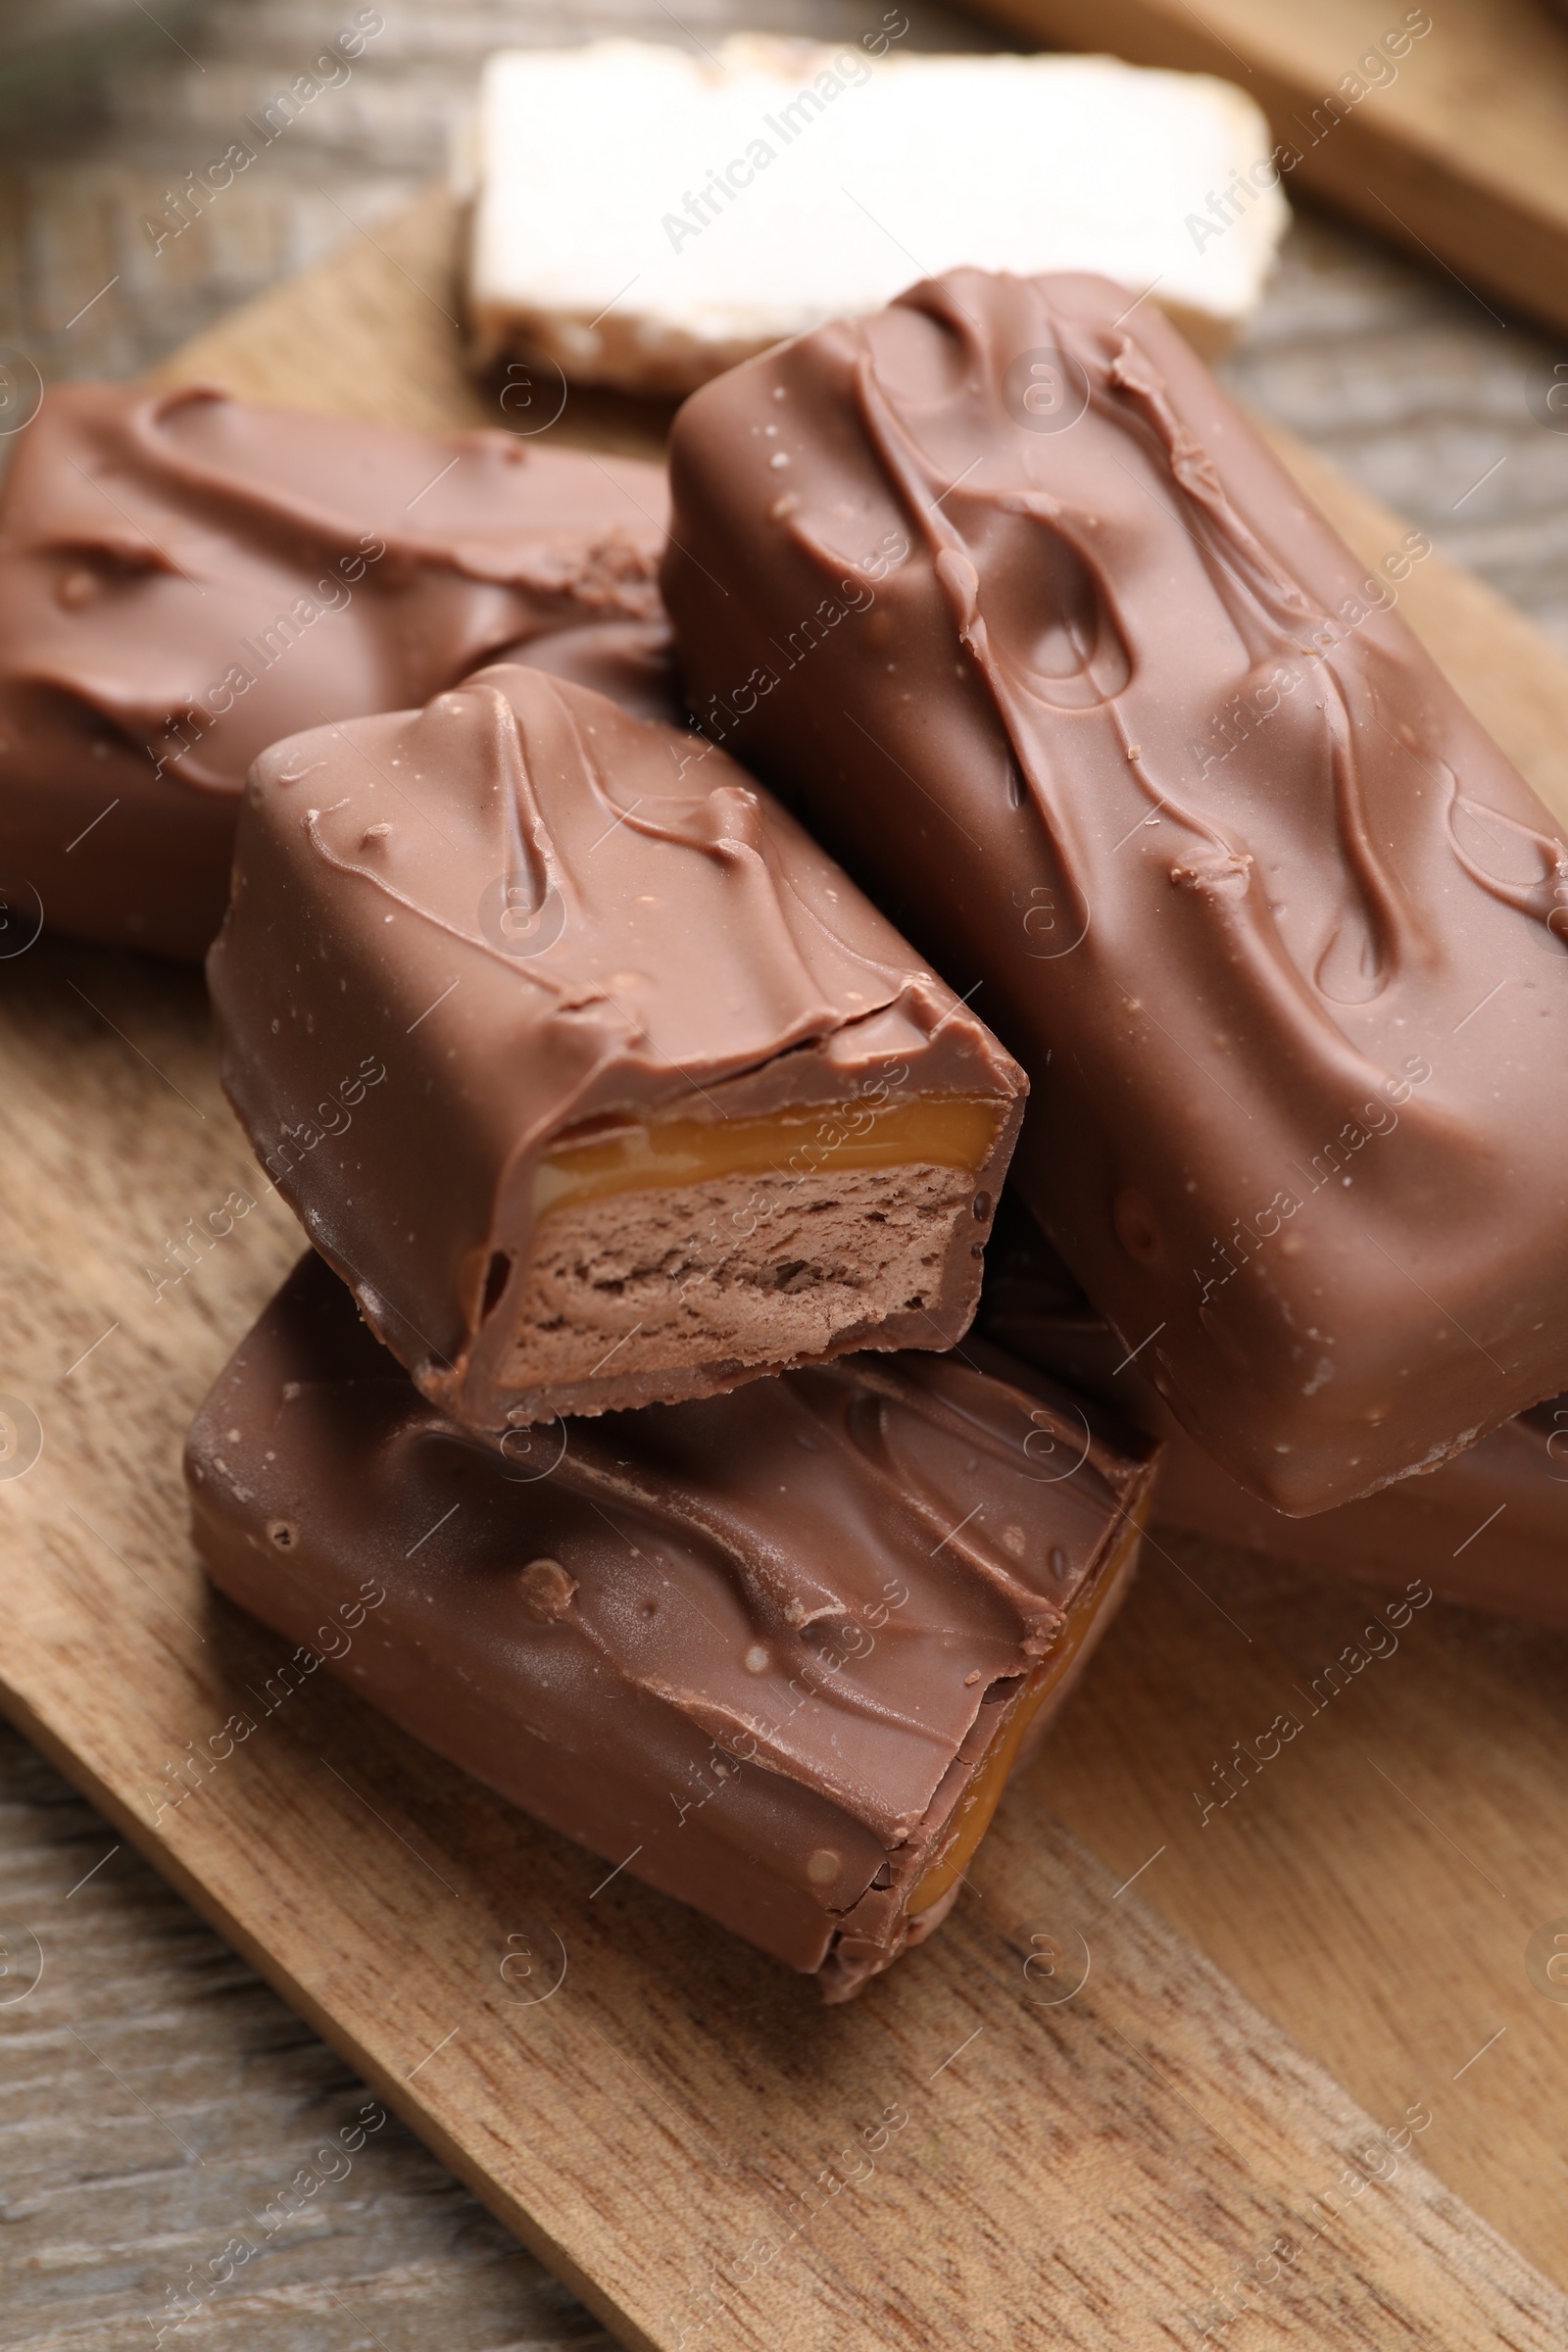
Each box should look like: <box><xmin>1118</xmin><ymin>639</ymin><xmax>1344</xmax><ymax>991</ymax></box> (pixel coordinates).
<box><xmin>662</xmin><ymin>268</ymin><xmax>1568</xmax><ymax>1514</ymax></box>
<box><xmin>0</xmin><ymin>381</ymin><xmax>666</xmax><ymax>956</ymax></box>
<box><xmin>980</xmin><ymin>1193</ymin><xmax>1568</xmax><ymax>1632</ymax></box>
<box><xmin>185</xmin><ymin>1251</ymin><xmax>1157</xmax><ymax>1999</ymax></box>
<box><xmin>208</xmin><ymin>663</ymin><xmax>1025</xmax><ymax>1431</ymax></box>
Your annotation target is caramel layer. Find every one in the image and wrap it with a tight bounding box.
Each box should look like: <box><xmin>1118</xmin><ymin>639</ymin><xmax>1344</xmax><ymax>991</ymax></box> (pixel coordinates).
<box><xmin>904</xmin><ymin>1506</ymin><xmax>1145</xmax><ymax>1919</ymax></box>
<box><xmin>533</xmin><ymin>1094</ymin><xmax>1002</xmax><ymax>1220</ymax></box>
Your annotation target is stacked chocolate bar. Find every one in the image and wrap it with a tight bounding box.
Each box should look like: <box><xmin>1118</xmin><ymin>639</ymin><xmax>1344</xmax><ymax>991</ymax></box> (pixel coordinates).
<box><xmin>10</xmin><ymin>268</ymin><xmax>1568</xmax><ymax>1994</ymax></box>
<box><xmin>186</xmin><ymin>652</ymin><xmax>1154</xmax><ymax>2002</ymax></box>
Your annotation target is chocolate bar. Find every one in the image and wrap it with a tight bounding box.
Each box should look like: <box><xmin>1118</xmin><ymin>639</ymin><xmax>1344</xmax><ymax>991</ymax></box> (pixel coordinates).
<box><xmin>662</xmin><ymin>268</ymin><xmax>1568</xmax><ymax>1515</ymax></box>
<box><xmin>185</xmin><ymin>1250</ymin><xmax>1157</xmax><ymax>1999</ymax></box>
<box><xmin>208</xmin><ymin>662</ymin><xmax>1025</xmax><ymax>1431</ymax></box>
<box><xmin>0</xmin><ymin>382</ymin><xmax>666</xmax><ymax>956</ymax></box>
<box><xmin>468</xmin><ymin>39</ymin><xmax>1286</xmax><ymax>394</ymax></box>
<box><xmin>980</xmin><ymin>1195</ymin><xmax>1568</xmax><ymax>1631</ymax></box>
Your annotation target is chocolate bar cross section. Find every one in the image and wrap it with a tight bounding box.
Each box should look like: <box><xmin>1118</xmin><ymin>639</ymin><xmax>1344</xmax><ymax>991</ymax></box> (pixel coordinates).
<box><xmin>186</xmin><ymin>1251</ymin><xmax>1157</xmax><ymax>1999</ymax></box>
<box><xmin>209</xmin><ymin>663</ymin><xmax>1025</xmax><ymax>1430</ymax></box>
<box><xmin>662</xmin><ymin>268</ymin><xmax>1568</xmax><ymax>1513</ymax></box>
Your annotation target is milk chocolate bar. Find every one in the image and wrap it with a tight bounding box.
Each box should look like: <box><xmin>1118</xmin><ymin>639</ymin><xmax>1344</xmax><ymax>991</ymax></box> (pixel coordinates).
<box><xmin>208</xmin><ymin>663</ymin><xmax>1025</xmax><ymax>1431</ymax></box>
<box><xmin>0</xmin><ymin>382</ymin><xmax>666</xmax><ymax>956</ymax></box>
<box><xmin>186</xmin><ymin>1250</ymin><xmax>1156</xmax><ymax>1999</ymax></box>
<box><xmin>662</xmin><ymin>269</ymin><xmax>1568</xmax><ymax>1515</ymax></box>
<box><xmin>981</xmin><ymin>1195</ymin><xmax>1568</xmax><ymax>1631</ymax></box>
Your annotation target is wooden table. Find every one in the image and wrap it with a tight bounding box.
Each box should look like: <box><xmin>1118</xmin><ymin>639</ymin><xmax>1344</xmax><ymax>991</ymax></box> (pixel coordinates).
<box><xmin>4</xmin><ymin>6</ymin><xmax>1568</xmax><ymax>2349</ymax></box>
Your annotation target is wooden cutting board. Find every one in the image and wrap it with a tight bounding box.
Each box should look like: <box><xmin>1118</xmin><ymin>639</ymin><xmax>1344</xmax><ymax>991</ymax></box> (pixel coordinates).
<box><xmin>2</xmin><ymin>188</ymin><xmax>1567</xmax><ymax>2350</ymax></box>
<box><xmin>957</xmin><ymin>0</ymin><xmax>1568</xmax><ymax>344</ymax></box>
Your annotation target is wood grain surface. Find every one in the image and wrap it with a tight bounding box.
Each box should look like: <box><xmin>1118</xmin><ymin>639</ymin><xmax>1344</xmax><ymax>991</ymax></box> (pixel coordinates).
<box><xmin>0</xmin><ymin>171</ymin><xmax>1564</xmax><ymax>2349</ymax></box>
<box><xmin>0</xmin><ymin>1725</ymin><xmax>612</xmax><ymax>2351</ymax></box>
<box><xmin>958</xmin><ymin>0</ymin><xmax>1568</xmax><ymax>342</ymax></box>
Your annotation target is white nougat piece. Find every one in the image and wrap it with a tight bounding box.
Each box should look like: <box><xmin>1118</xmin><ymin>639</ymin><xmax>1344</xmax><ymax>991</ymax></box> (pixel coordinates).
<box><xmin>466</xmin><ymin>36</ymin><xmax>1289</xmax><ymax>396</ymax></box>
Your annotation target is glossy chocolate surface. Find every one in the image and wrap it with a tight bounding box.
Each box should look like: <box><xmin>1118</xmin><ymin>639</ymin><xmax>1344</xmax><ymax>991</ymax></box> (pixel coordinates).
<box><xmin>662</xmin><ymin>269</ymin><xmax>1568</xmax><ymax>1513</ymax></box>
<box><xmin>980</xmin><ymin>1193</ymin><xmax>1568</xmax><ymax>1631</ymax></box>
<box><xmin>0</xmin><ymin>382</ymin><xmax>667</xmax><ymax>956</ymax></box>
<box><xmin>186</xmin><ymin>1250</ymin><xmax>1157</xmax><ymax>1998</ymax></box>
<box><xmin>505</xmin><ymin>613</ymin><xmax>681</xmax><ymax>727</ymax></box>
<box><xmin>208</xmin><ymin>663</ymin><xmax>1025</xmax><ymax>1431</ymax></box>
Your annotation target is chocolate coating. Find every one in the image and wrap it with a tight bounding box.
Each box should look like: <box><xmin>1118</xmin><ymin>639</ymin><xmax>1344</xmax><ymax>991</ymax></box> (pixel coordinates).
<box><xmin>186</xmin><ymin>1250</ymin><xmax>1156</xmax><ymax>1999</ymax></box>
<box><xmin>981</xmin><ymin>1193</ymin><xmax>1568</xmax><ymax>1631</ymax></box>
<box><xmin>208</xmin><ymin>663</ymin><xmax>1025</xmax><ymax>1431</ymax></box>
<box><xmin>662</xmin><ymin>269</ymin><xmax>1568</xmax><ymax>1514</ymax></box>
<box><xmin>503</xmin><ymin>614</ymin><xmax>681</xmax><ymax>727</ymax></box>
<box><xmin>0</xmin><ymin>382</ymin><xmax>666</xmax><ymax>956</ymax></box>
